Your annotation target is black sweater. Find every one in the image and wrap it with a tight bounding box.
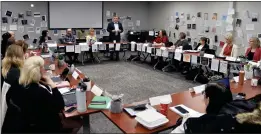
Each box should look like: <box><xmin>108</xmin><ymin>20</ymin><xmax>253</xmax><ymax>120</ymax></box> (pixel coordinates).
<box><xmin>2</xmin><ymin>67</ymin><xmax>65</xmax><ymax>133</ymax></box>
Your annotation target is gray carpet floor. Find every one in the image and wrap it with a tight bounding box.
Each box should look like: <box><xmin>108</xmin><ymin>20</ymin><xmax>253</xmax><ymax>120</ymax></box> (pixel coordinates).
<box><xmin>76</xmin><ymin>53</ymin><xmax>199</xmax><ymax>133</ymax></box>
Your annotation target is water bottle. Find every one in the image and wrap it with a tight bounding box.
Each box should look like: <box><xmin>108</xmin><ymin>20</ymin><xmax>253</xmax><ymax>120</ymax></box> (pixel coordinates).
<box><xmin>75</xmin><ymin>83</ymin><xmax>87</xmax><ymax>113</ymax></box>
<box><xmin>83</xmin><ymin>77</ymin><xmax>91</xmax><ymax>91</ymax></box>
<box><xmin>69</xmin><ymin>64</ymin><xmax>75</xmax><ymax>74</ymax></box>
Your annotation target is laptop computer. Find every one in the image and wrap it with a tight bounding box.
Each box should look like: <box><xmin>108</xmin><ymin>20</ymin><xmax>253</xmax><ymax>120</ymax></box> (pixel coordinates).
<box><xmin>63</xmin><ymin>92</ymin><xmax>77</xmax><ymax>107</ymax></box>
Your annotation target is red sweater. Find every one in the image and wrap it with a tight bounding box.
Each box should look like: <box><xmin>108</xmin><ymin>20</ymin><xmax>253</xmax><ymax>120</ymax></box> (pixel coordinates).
<box><xmin>154</xmin><ymin>36</ymin><xmax>169</xmax><ymax>44</ymax></box>
<box><xmin>245</xmin><ymin>47</ymin><xmax>261</xmax><ymax>61</ymax></box>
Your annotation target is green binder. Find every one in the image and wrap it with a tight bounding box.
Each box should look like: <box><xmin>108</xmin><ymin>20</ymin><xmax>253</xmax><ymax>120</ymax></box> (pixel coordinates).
<box><xmin>88</xmin><ymin>96</ymin><xmax>112</xmax><ymax>109</ymax></box>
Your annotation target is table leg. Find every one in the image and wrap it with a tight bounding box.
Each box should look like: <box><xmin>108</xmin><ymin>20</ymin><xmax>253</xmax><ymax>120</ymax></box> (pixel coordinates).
<box><xmin>153</xmin><ymin>57</ymin><xmax>160</xmax><ymax>70</ymax></box>
<box><xmin>131</xmin><ymin>51</ymin><xmax>141</xmax><ymax>62</ymax></box>
<box><xmin>82</xmin><ymin>115</ymin><xmax>91</xmax><ymax>134</ymax></box>
<box><xmin>81</xmin><ymin>52</ymin><xmax>84</xmax><ymax>65</ymax></box>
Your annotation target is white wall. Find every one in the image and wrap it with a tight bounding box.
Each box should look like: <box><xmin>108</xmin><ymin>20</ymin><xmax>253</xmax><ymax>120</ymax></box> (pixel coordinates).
<box><xmin>1</xmin><ymin>1</ymin><xmax>149</xmax><ymax>44</ymax></box>
<box><xmin>148</xmin><ymin>1</ymin><xmax>230</xmax><ymax>54</ymax></box>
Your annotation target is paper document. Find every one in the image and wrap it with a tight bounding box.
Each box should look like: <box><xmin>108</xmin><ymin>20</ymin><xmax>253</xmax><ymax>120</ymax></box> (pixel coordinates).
<box><xmin>131</xmin><ymin>42</ymin><xmax>136</xmax><ymax>51</ymax></box>
<box><xmin>58</xmin><ymin>87</ymin><xmax>70</xmax><ymax>95</ymax></box>
<box><xmin>149</xmin><ymin>94</ymin><xmax>172</xmax><ymax>106</ymax></box>
<box><xmin>115</xmin><ymin>43</ymin><xmax>121</xmax><ymax>51</ymax></box>
<box><xmin>204</xmin><ymin>54</ymin><xmax>215</xmax><ymax>59</ymax></box>
<box><xmin>226</xmin><ymin>56</ymin><xmax>236</xmax><ymax>61</ymax></box>
<box><xmin>9</xmin><ymin>25</ymin><xmax>17</xmax><ymax>31</ymax></box>
<box><xmin>174</xmin><ymin>52</ymin><xmax>182</xmax><ymax>61</ymax></box>
<box><xmin>109</xmin><ymin>44</ymin><xmax>114</xmax><ymax>48</ymax></box>
<box><xmin>216</xmin><ymin>21</ymin><xmax>222</xmax><ymax>27</ymax></box>
<box><xmin>156</xmin><ymin>49</ymin><xmax>162</xmax><ymax>56</ymax></box>
<box><xmin>66</xmin><ymin>45</ymin><xmax>74</xmax><ymax>52</ymax></box>
<box><xmin>226</xmin><ymin>16</ymin><xmax>234</xmax><ymax>24</ymax></box>
<box><xmin>149</xmin><ymin>31</ymin><xmax>154</xmax><ymax>36</ymax></box>
<box><xmin>142</xmin><ymin>45</ymin><xmax>146</xmax><ymax>52</ymax></box>
<box><xmin>91</xmin><ymin>85</ymin><xmax>103</xmax><ymax>96</ymax></box>
<box><xmin>246</xmin><ymin>24</ymin><xmax>254</xmax><ymax>31</ymax></box>
<box><xmin>226</xmin><ymin>25</ymin><xmax>233</xmax><ymax>32</ymax></box>
<box><xmin>191</xmin><ymin>84</ymin><xmax>206</xmax><ymax>94</ymax></box>
<box><xmin>162</xmin><ymin>50</ymin><xmax>169</xmax><ymax>57</ymax></box>
<box><xmin>99</xmin><ymin>44</ymin><xmax>106</xmax><ymax>50</ymax></box>
<box><xmin>137</xmin><ymin>44</ymin><xmax>142</xmax><ymax>51</ymax></box>
<box><xmin>72</xmin><ymin>71</ymin><xmax>79</xmax><ymax>79</ymax></box>
<box><xmin>183</xmin><ymin>54</ymin><xmax>191</xmax><ymax>62</ymax></box>
<box><xmin>191</xmin><ymin>55</ymin><xmax>198</xmax><ymax>64</ymax></box>
<box><xmin>219</xmin><ymin>60</ymin><xmax>228</xmax><ymax>74</ymax></box>
<box><xmin>92</xmin><ymin>44</ymin><xmax>98</xmax><ymax>52</ymax></box>
<box><xmin>47</xmin><ymin>43</ymin><xmax>57</xmax><ymax>48</ymax></box>
<box><xmin>80</xmin><ymin>44</ymin><xmax>89</xmax><ymax>51</ymax></box>
<box><xmin>211</xmin><ymin>59</ymin><xmax>219</xmax><ymax>71</ymax></box>
<box><xmin>74</xmin><ymin>45</ymin><xmax>81</xmax><ymax>53</ymax></box>
<box><xmin>228</xmin><ymin>8</ymin><xmax>235</xmax><ymax>15</ymax></box>
<box><xmin>147</xmin><ymin>47</ymin><xmax>152</xmax><ymax>53</ymax></box>
<box><xmin>233</xmin><ymin>76</ymin><xmax>246</xmax><ymax>83</ymax></box>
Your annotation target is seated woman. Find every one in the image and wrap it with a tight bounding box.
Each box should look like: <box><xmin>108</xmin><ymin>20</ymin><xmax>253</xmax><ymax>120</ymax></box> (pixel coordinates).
<box><xmin>194</xmin><ymin>37</ymin><xmax>210</xmax><ymax>51</ymax></box>
<box><xmin>174</xmin><ymin>32</ymin><xmax>191</xmax><ymax>50</ymax></box>
<box><xmin>2</xmin><ymin>45</ymin><xmax>25</xmax><ymax>133</ymax></box>
<box><xmin>39</xmin><ymin>30</ymin><xmax>52</xmax><ymax>45</ymax></box>
<box><xmin>153</xmin><ymin>30</ymin><xmax>169</xmax><ymax>47</ymax></box>
<box><xmin>171</xmin><ymin>83</ymin><xmax>232</xmax><ymax>133</ymax></box>
<box><xmin>183</xmin><ymin>102</ymin><xmax>261</xmax><ymax>133</ymax></box>
<box><xmin>16</xmin><ymin>56</ymin><xmax>65</xmax><ymax>133</ymax></box>
<box><xmin>86</xmin><ymin>28</ymin><xmax>97</xmax><ymax>61</ymax></box>
<box><xmin>245</xmin><ymin>37</ymin><xmax>261</xmax><ymax>61</ymax></box>
<box><xmin>219</xmin><ymin>32</ymin><xmax>237</xmax><ymax>57</ymax></box>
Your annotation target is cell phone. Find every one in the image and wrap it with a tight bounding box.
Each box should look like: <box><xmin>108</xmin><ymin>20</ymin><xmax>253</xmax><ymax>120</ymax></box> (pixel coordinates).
<box><xmin>65</xmin><ymin>107</ymin><xmax>76</xmax><ymax>113</ymax></box>
<box><xmin>175</xmin><ymin>106</ymin><xmax>189</xmax><ymax>114</ymax></box>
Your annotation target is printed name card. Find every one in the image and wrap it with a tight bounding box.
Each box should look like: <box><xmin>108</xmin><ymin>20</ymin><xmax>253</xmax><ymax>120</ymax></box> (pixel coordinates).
<box><xmin>115</xmin><ymin>43</ymin><xmax>121</xmax><ymax>51</ymax></box>
<box><xmin>66</xmin><ymin>45</ymin><xmax>75</xmax><ymax>52</ymax></box>
<box><xmin>74</xmin><ymin>45</ymin><xmax>81</xmax><ymax>53</ymax></box>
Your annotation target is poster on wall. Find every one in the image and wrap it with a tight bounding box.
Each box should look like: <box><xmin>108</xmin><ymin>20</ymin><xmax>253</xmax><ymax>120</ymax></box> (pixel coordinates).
<box><xmin>33</xmin><ymin>12</ymin><xmax>41</xmax><ymax>17</ymax></box>
<box><xmin>212</xmin><ymin>13</ymin><xmax>217</xmax><ymax>20</ymax></box>
<box><xmin>251</xmin><ymin>13</ymin><xmax>258</xmax><ymax>22</ymax></box>
<box><xmin>30</xmin><ymin>19</ymin><xmax>35</xmax><ymax>26</ymax></box>
<box><xmin>187</xmin><ymin>14</ymin><xmax>190</xmax><ymax>20</ymax></box>
<box><xmin>192</xmin><ymin>24</ymin><xmax>196</xmax><ymax>29</ymax></box>
<box><xmin>175</xmin><ymin>12</ymin><xmax>179</xmax><ymax>18</ymax></box>
<box><xmin>187</xmin><ymin>24</ymin><xmax>191</xmax><ymax>29</ymax></box>
<box><xmin>36</xmin><ymin>27</ymin><xmax>41</xmax><ymax>34</ymax></box>
<box><xmin>128</xmin><ymin>22</ymin><xmax>134</xmax><ymax>27</ymax></box>
<box><xmin>9</xmin><ymin>25</ymin><xmax>17</xmax><ymax>31</ymax></box>
<box><xmin>41</xmin><ymin>21</ymin><xmax>47</xmax><ymax>27</ymax></box>
<box><xmin>18</xmin><ymin>13</ymin><xmax>24</xmax><ymax>19</ymax></box>
<box><xmin>18</xmin><ymin>26</ymin><xmax>24</xmax><ymax>33</ymax></box>
<box><xmin>176</xmin><ymin>18</ymin><xmax>180</xmax><ymax>23</ymax></box>
<box><xmin>236</xmin><ymin>19</ymin><xmax>242</xmax><ymax>27</ymax></box>
<box><xmin>191</xmin><ymin>15</ymin><xmax>196</xmax><ymax>22</ymax></box>
<box><xmin>204</xmin><ymin>13</ymin><xmax>208</xmax><ymax>20</ymax></box>
<box><xmin>12</xmin><ymin>17</ymin><xmax>18</xmax><ymax>24</ymax></box>
<box><xmin>54</xmin><ymin>30</ymin><xmax>58</xmax><ymax>36</ymax></box>
<box><xmin>21</xmin><ymin>19</ymin><xmax>27</xmax><ymax>25</ymax></box>
<box><xmin>41</xmin><ymin>15</ymin><xmax>46</xmax><ymax>21</ymax></box>
<box><xmin>180</xmin><ymin>12</ymin><xmax>185</xmax><ymax>18</ymax></box>
<box><xmin>1</xmin><ymin>26</ymin><xmax>7</xmax><ymax>31</ymax></box>
<box><xmin>2</xmin><ymin>17</ymin><xmax>8</xmax><ymax>23</ymax></box>
<box><xmin>113</xmin><ymin>12</ymin><xmax>117</xmax><ymax>17</ymax></box>
<box><xmin>222</xmin><ymin>15</ymin><xmax>227</xmax><ymax>21</ymax></box>
<box><xmin>5</xmin><ymin>10</ymin><xmax>13</xmax><ymax>17</ymax></box>
<box><xmin>197</xmin><ymin>12</ymin><xmax>201</xmax><ymax>18</ymax></box>
<box><xmin>106</xmin><ymin>10</ymin><xmax>111</xmax><ymax>17</ymax></box>
<box><xmin>136</xmin><ymin>20</ymin><xmax>140</xmax><ymax>27</ymax></box>
<box><xmin>26</xmin><ymin>10</ymin><xmax>32</xmax><ymax>17</ymax></box>
<box><xmin>257</xmin><ymin>33</ymin><xmax>261</xmax><ymax>41</ymax></box>
<box><xmin>27</xmin><ymin>27</ymin><xmax>34</xmax><ymax>32</ymax></box>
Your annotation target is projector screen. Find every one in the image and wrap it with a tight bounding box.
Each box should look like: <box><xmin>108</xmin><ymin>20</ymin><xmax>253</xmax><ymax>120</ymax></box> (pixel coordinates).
<box><xmin>49</xmin><ymin>2</ymin><xmax>103</xmax><ymax>29</ymax></box>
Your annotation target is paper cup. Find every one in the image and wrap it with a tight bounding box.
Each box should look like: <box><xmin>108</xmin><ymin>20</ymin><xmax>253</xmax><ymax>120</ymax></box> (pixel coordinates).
<box><xmin>251</xmin><ymin>79</ymin><xmax>258</xmax><ymax>87</ymax></box>
<box><xmin>113</xmin><ymin>40</ymin><xmax>116</xmax><ymax>43</ymax></box>
<box><xmin>160</xmin><ymin>99</ymin><xmax>170</xmax><ymax>115</ymax></box>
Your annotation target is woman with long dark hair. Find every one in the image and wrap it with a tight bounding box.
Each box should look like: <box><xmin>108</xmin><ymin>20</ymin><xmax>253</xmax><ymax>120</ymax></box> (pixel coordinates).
<box><xmin>39</xmin><ymin>30</ymin><xmax>52</xmax><ymax>45</ymax></box>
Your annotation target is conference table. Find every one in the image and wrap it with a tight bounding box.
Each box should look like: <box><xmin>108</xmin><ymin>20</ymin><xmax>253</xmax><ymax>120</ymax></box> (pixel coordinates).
<box><xmin>32</xmin><ymin>48</ymin><xmax>261</xmax><ymax>134</ymax></box>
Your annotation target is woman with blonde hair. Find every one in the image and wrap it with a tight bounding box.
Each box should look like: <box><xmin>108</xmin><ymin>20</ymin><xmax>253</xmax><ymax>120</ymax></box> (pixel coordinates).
<box><xmin>219</xmin><ymin>33</ymin><xmax>238</xmax><ymax>57</ymax></box>
<box><xmin>86</xmin><ymin>28</ymin><xmax>98</xmax><ymax>61</ymax></box>
<box><xmin>1</xmin><ymin>45</ymin><xmax>25</xmax><ymax>133</ymax></box>
<box><xmin>17</xmin><ymin>56</ymin><xmax>65</xmax><ymax>133</ymax></box>
<box><xmin>245</xmin><ymin>37</ymin><xmax>261</xmax><ymax>61</ymax></box>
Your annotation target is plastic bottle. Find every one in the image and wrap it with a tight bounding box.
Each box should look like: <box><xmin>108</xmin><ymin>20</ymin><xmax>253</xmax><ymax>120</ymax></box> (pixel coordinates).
<box><xmin>69</xmin><ymin>64</ymin><xmax>75</xmax><ymax>74</ymax></box>
<box><xmin>76</xmin><ymin>83</ymin><xmax>87</xmax><ymax>112</ymax></box>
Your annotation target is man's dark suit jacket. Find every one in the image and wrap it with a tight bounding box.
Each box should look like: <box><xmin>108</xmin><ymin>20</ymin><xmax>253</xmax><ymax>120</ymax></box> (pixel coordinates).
<box><xmin>107</xmin><ymin>22</ymin><xmax>123</xmax><ymax>42</ymax></box>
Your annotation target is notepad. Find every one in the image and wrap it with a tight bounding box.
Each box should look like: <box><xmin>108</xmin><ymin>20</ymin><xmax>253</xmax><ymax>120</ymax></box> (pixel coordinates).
<box><xmin>58</xmin><ymin>87</ymin><xmax>70</xmax><ymax>95</ymax></box>
<box><xmin>88</xmin><ymin>96</ymin><xmax>111</xmax><ymax>109</ymax></box>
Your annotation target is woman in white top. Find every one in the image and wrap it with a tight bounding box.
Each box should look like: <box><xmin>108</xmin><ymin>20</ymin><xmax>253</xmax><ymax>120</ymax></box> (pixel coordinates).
<box><xmin>219</xmin><ymin>33</ymin><xmax>238</xmax><ymax>58</ymax></box>
<box><xmin>86</xmin><ymin>28</ymin><xmax>97</xmax><ymax>60</ymax></box>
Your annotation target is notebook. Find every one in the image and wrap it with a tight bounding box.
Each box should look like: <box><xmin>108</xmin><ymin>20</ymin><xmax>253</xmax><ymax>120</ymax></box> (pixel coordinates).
<box><xmin>88</xmin><ymin>96</ymin><xmax>111</xmax><ymax>110</ymax></box>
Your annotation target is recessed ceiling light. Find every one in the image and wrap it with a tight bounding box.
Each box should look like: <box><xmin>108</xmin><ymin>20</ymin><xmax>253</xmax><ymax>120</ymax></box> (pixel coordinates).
<box><xmin>31</xmin><ymin>4</ymin><xmax>34</xmax><ymax>7</ymax></box>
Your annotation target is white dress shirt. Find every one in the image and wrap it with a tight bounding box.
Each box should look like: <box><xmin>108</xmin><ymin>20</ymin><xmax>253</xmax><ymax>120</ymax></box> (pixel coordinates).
<box><xmin>114</xmin><ymin>23</ymin><xmax>119</xmax><ymax>31</ymax></box>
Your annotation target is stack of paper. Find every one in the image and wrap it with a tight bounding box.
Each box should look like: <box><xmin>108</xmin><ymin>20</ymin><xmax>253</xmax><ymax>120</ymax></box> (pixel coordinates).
<box><xmin>135</xmin><ymin>109</ymin><xmax>169</xmax><ymax>130</ymax></box>
<box><xmin>190</xmin><ymin>84</ymin><xmax>206</xmax><ymax>94</ymax></box>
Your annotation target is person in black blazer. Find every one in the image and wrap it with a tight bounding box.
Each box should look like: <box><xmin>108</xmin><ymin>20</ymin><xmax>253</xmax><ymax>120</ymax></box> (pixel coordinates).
<box><xmin>194</xmin><ymin>37</ymin><xmax>210</xmax><ymax>51</ymax></box>
<box><xmin>39</xmin><ymin>30</ymin><xmax>52</xmax><ymax>45</ymax></box>
<box><xmin>2</xmin><ymin>45</ymin><xmax>25</xmax><ymax>133</ymax></box>
<box><xmin>107</xmin><ymin>16</ymin><xmax>124</xmax><ymax>61</ymax></box>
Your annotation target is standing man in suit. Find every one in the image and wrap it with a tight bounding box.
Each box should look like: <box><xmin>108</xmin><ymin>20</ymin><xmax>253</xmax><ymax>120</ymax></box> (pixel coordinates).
<box><xmin>107</xmin><ymin>16</ymin><xmax>123</xmax><ymax>61</ymax></box>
